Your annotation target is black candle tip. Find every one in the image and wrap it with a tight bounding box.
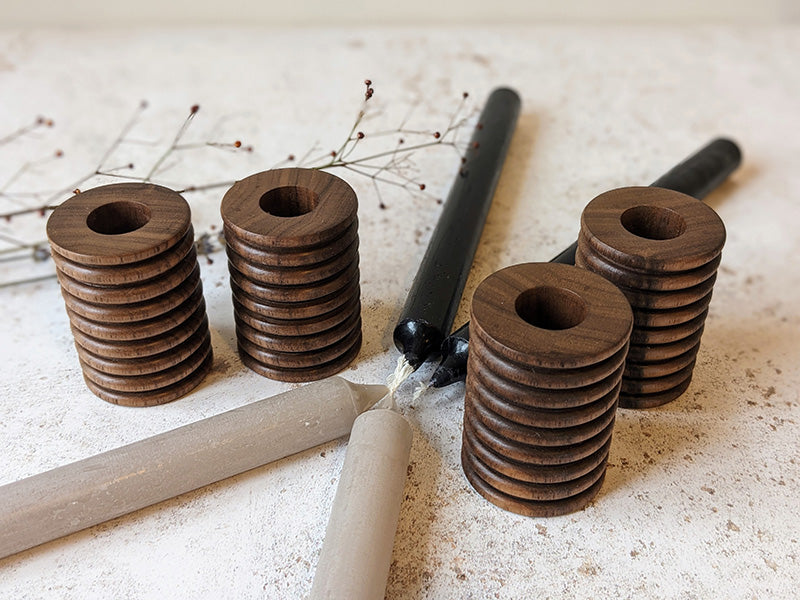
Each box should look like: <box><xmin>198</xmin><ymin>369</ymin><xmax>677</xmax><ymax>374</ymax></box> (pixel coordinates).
<box><xmin>393</xmin><ymin>318</ymin><xmax>443</xmax><ymax>370</ymax></box>
<box><xmin>430</xmin><ymin>325</ymin><xmax>470</xmax><ymax>387</ymax></box>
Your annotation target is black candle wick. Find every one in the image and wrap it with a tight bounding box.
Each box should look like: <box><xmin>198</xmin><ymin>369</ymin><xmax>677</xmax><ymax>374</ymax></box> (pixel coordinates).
<box><xmin>392</xmin><ymin>87</ymin><xmax>522</xmax><ymax>371</ymax></box>
<box><xmin>430</xmin><ymin>137</ymin><xmax>742</xmax><ymax>388</ymax></box>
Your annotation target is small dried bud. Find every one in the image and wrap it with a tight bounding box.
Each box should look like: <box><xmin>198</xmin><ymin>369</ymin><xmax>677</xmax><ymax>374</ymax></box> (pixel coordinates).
<box><xmin>433</xmin><ymin>132</ymin><xmax>441</xmax><ymax>139</ymax></box>
<box><xmin>364</xmin><ymin>79</ymin><xmax>372</xmax><ymax>86</ymax></box>
<box><xmin>419</xmin><ymin>183</ymin><xmax>426</xmax><ymax>191</ymax></box>
<box><xmin>461</xmin><ymin>157</ymin><xmax>467</xmax><ymax>164</ymax></box>
<box><xmin>185</xmin><ymin>186</ymin><xmax>196</xmax><ymax>192</ymax></box>
<box><xmin>190</xmin><ymin>104</ymin><xmax>200</xmax><ymax>114</ymax></box>
<box><xmin>436</xmin><ymin>198</ymin><xmax>443</xmax><ymax>205</ymax></box>
<box><xmin>398</xmin><ymin>138</ymin><xmax>405</xmax><ymax>145</ymax></box>
<box><xmin>38</xmin><ymin>208</ymin><xmax>46</xmax><ymax>217</ymax></box>
<box><xmin>472</xmin><ymin>141</ymin><xmax>480</xmax><ymax>149</ymax></box>
<box><xmin>206</xmin><ymin>256</ymin><xmax>214</xmax><ymax>265</ymax></box>
<box><xmin>288</xmin><ymin>154</ymin><xmax>295</xmax><ymax>161</ymax></box>
<box><xmin>128</xmin><ymin>163</ymin><xmax>134</xmax><ymax>169</ymax></box>
<box><xmin>73</xmin><ymin>189</ymin><xmax>81</xmax><ymax>194</ymax></box>
<box><xmin>36</xmin><ymin>116</ymin><xmax>45</xmax><ymax>124</ymax></box>
<box><xmin>462</xmin><ymin>92</ymin><xmax>469</xmax><ymax>99</ymax></box>
<box><xmin>365</xmin><ymin>88</ymin><xmax>374</xmax><ymax>100</ymax></box>
<box><xmin>245</xmin><ymin>145</ymin><xmax>254</xmax><ymax>152</ymax></box>
<box><xmin>45</xmin><ymin>119</ymin><xmax>54</xmax><ymax>127</ymax></box>
<box><xmin>210</xmin><ymin>224</ymin><xmax>217</xmax><ymax>230</ymax></box>
<box><xmin>234</xmin><ymin>140</ymin><xmax>242</xmax><ymax>148</ymax></box>
<box><xmin>477</xmin><ymin>123</ymin><xmax>484</xmax><ymax>130</ymax></box>
<box><xmin>54</xmin><ymin>149</ymin><xmax>64</xmax><ymax>158</ymax></box>
<box><xmin>379</xmin><ymin>202</ymin><xmax>387</xmax><ymax>210</ymax></box>
<box><xmin>330</xmin><ymin>150</ymin><xmax>337</xmax><ymax>157</ymax></box>
<box><xmin>356</xmin><ymin>131</ymin><xmax>365</xmax><ymax>139</ymax></box>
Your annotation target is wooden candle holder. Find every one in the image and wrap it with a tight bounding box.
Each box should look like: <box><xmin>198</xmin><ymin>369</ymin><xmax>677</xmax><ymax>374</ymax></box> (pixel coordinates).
<box><xmin>576</xmin><ymin>187</ymin><xmax>726</xmax><ymax>408</ymax></box>
<box><xmin>463</xmin><ymin>263</ymin><xmax>633</xmax><ymax>517</ymax></box>
<box><xmin>220</xmin><ymin>168</ymin><xmax>362</xmax><ymax>382</ymax></box>
<box><xmin>46</xmin><ymin>183</ymin><xmax>213</xmax><ymax>406</ymax></box>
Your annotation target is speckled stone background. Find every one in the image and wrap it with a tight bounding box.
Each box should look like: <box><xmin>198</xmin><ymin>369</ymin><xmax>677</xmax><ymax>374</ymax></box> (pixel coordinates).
<box><xmin>0</xmin><ymin>26</ymin><xmax>798</xmax><ymax>599</ymax></box>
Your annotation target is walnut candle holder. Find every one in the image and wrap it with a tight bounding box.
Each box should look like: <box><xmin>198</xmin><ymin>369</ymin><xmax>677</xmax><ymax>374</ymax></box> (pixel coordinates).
<box><xmin>462</xmin><ymin>263</ymin><xmax>633</xmax><ymax>517</ymax></box>
<box><xmin>46</xmin><ymin>183</ymin><xmax>213</xmax><ymax>406</ymax></box>
<box><xmin>576</xmin><ymin>186</ymin><xmax>726</xmax><ymax>408</ymax></box>
<box><xmin>220</xmin><ymin>168</ymin><xmax>362</xmax><ymax>382</ymax></box>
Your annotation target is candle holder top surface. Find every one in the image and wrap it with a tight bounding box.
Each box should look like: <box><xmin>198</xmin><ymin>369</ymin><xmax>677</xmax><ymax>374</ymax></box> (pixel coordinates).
<box><xmin>470</xmin><ymin>262</ymin><xmax>633</xmax><ymax>370</ymax></box>
<box><xmin>580</xmin><ymin>186</ymin><xmax>726</xmax><ymax>272</ymax></box>
<box><xmin>221</xmin><ymin>168</ymin><xmax>357</xmax><ymax>249</ymax></box>
<box><xmin>46</xmin><ymin>183</ymin><xmax>191</xmax><ymax>266</ymax></box>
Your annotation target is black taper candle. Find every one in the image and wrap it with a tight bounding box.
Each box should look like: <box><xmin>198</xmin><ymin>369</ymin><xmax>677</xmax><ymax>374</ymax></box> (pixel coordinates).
<box><xmin>430</xmin><ymin>137</ymin><xmax>742</xmax><ymax>388</ymax></box>
<box><xmin>392</xmin><ymin>87</ymin><xmax>521</xmax><ymax>370</ymax></box>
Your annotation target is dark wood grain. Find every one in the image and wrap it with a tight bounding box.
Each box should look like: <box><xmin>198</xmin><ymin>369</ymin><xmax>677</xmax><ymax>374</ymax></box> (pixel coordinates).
<box><xmin>221</xmin><ymin>168</ymin><xmax>361</xmax><ymax>381</ymax></box>
<box><xmin>50</xmin><ymin>228</ymin><xmax>196</xmax><ymax>286</ymax></box>
<box><xmin>221</xmin><ymin>168</ymin><xmax>357</xmax><ymax>248</ymax></box>
<box><xmin>461</xmin><ymin>262</ymin><xmax>632</xmax><ymax>516</ymax></box>
<box><xmin>47</xmin><ymin>183</ymin><xmax>191</xmax><ymax>265</ymax></box>
<box><xmin>82</xmin><ymin>350</ymin><xmax>213</xmax><ymax>407</ymax></box>
<box><xmin>74</xmin><ymin>324</ymin><xmax>210</xmax><ymax>376</ymax></box>
<box><xmin>66</xmin><ymin>283</ymin><xmax>204</xmax><ymax>341</ymax></box>
<box><xmin>55</xmin><ymin>250</ymin><xmax>198</xmax><ymax>305</ymax></box>
<box><xmin>60</xmin><ymin>268</ymin><xmax>201</xmax><ymax>323</ymax></box>
<box><xmin>463</xmin><ymin>422</ymin><xmax>612</xmax><ymax>484</ymax></box>
<box><xmin>230</xmin><ymin>275</ymin><xmax>359</xmax><ymax>321</ymax></box>
<box><xmin>577</xmin><ymin>186</ymin><xmax>725</xmax><ymax>409</ymax></box>
<box><xmin>461</xmin><ymin>447</ymin><xmax>607</xmax><ymax>518</ymax></box>
<box><xmin>223</xmin><ymin>220</ymin><xmax>358</xmax><ymax>267</ymax></box>
<box><xmin>46</xmin><ymin>183</ymin><xmax>212</xmax><ymax>406</ymax></box>
<box><xmin>470</xmin><ymin>263</ymin><xmax>633</xmax><ymax>370</ymax></box>
<box><xmin>579</xmin><ymin>187</ymin><xmax>725</xmax><ymax>272</ymax></box>
<box><xmin>463</xmin><ymin>408</ymin><xmax>616</xmax><ymax>466</ymax></box>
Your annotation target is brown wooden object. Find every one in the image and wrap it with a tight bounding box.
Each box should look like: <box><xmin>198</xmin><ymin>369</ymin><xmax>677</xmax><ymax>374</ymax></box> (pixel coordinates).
<box><xmin>463</xmin><ymin>262</ymin><xmax>633</xmax><ymax>517</ymax></box>
<box><xmin>576</xmin><ymin>187</ymin><xmax>726</xmax><ymax>408</ymax></box>
<box><xmin>220</xmin><ymin>168</ymin><xmax>362</xmax><ymax>382</ymax></box>
<box><xmin>46</xmin><ymin>183</ymin><xmax>213</xmax><ymax>406</ymax></box>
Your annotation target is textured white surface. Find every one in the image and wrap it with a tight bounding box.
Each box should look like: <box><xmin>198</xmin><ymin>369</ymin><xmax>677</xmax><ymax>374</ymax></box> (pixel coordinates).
<box><xmin>0</xmin><ymin>25</ymin><xmax>798</xmax><ymax>599</ymax></box>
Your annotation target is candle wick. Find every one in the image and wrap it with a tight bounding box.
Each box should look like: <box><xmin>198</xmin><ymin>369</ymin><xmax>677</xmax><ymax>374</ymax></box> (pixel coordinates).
<box><xmin>375</xmin><ymin>355</ymin><xmax>415</xmax><ymax>411</ymax></box>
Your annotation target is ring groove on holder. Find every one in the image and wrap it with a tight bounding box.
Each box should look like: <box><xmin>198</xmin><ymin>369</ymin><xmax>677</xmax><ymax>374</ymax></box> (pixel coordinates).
<box><xmin>576</xmin><ymin>187</ymin><xmax>726</xmax><ymax>408</ymax></box>
<box><xmin>462</xmin><ymin>262</ymin><xmax>633</xmax><ymax>517</ymax></box>
<box><xmin>46</xmin><ymin>183</ymin><xmax>213</xmax><ymax>406</ymax></box>
<box><xmin>221</xmin><ymin>168</ymin><xmax>362</xmax><ymax>382</ymax></box>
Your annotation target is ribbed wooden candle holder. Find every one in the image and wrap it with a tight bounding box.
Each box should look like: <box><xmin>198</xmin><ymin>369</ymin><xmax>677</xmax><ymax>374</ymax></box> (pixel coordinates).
<box><xmin>462</xmin><ymin>263</ymin><xmax>633</xmax><ymax>517</ymax></box>
<box><xmin>220</xmin><ymin>168</ymin><xmax>362</xmax><ymax>382</ymax></box>
<box><xmin>576</xmin><ymin>187</ymin><xmax>726</xmax><ymax>409</ymax></box>
<box><xmin>46</xmin><ymin>183</ymin><xmax>213</xmax><ymax>406</ymax></box>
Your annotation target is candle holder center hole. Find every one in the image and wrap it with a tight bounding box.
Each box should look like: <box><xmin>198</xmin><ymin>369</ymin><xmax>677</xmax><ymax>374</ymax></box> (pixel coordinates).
<box><xmin>515</xmin><ymin>286</ymin><xmax>587</xmax><ymax>330</ymax></box>
<box><xmin>620</xmin><ymin>205</ymin><xmax>686</xmax><ymax>240</ymax></box>
<box><xmin>86</xmin><ymin>201</ymin><xmax>152</xmax><ymax>235</ymax></box>
<box><xmin>260</xmin><ymin>186</ymin><xmax>319</xmax><ymax>217</ymax></box>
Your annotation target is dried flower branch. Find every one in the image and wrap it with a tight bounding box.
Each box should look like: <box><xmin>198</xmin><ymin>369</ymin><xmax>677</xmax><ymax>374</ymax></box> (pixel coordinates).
<box><xmin>1</xmin><ymin>80</ymin><xmax>474</xmax><ymax>287</ymax></box>
<box><xmin>283</xmin><ymin>81</ymin><xmax>474</xmax><ymax>208</ymax></box>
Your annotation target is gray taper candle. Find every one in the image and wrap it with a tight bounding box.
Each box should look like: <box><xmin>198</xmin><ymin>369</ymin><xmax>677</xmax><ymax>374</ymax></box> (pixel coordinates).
<box><xmin>0</xmin><ymin>376</ymin><xmax>387</xmax><ymax>560</ymax></box>
<box><xmin>309</xmin><ymin>407</ymin><xmax>413</xmax><ymax>600</ymax></box>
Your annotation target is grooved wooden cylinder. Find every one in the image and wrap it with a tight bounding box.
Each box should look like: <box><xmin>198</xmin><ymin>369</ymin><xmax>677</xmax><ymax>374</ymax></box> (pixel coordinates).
<box><xmin>46</xmin><ymin>183</ymin><xmax>213</xmax><ymax>406</ymax></box>
<box><xmin>463</xmin><ymin>263</ymin><xmax>633</xmax><ymax>517</ymax></box>
<box><xmin>220</xmin><ymin>168</ymin><xmax>362</xmax><ymax>382</ymax></box>
<box><xmin>576</xmin><ymin>186</ymin><xmax>726</xmax><ymax>409</ymax></box>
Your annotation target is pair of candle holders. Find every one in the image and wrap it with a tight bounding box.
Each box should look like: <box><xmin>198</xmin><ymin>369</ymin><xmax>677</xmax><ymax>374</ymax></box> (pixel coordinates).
<box><xmin>46</xmin><ymin>168</ymin><xmax>362</xmax><ymax>406</ymax></box>
<box><xmin>461</xmin><ymin>186</ymin><xmax>726</xmax><ymax>516</ymax></box>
